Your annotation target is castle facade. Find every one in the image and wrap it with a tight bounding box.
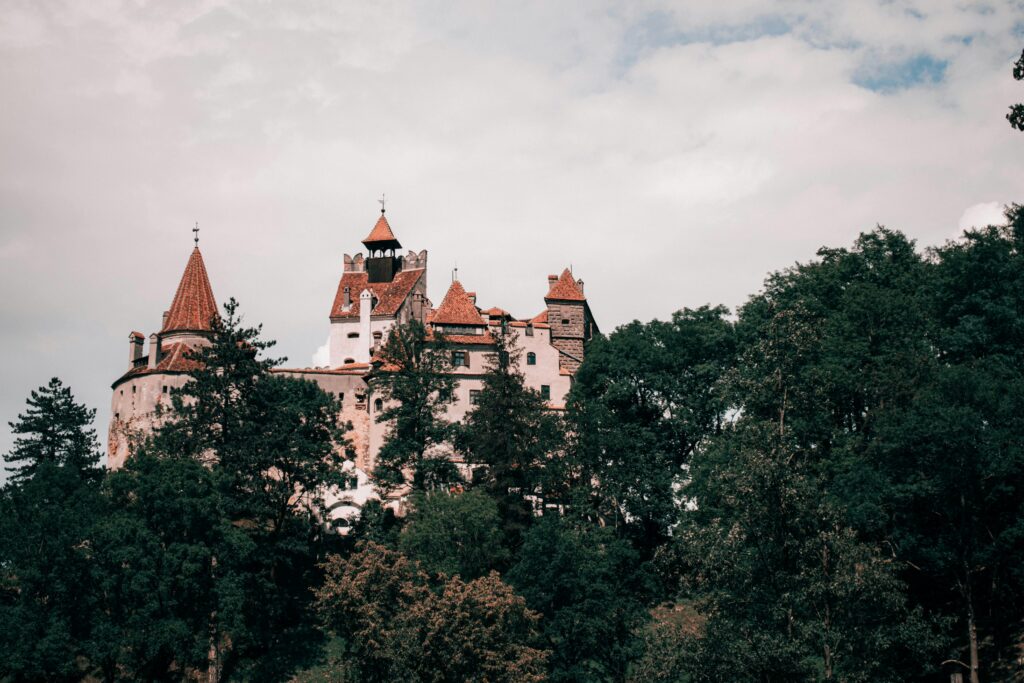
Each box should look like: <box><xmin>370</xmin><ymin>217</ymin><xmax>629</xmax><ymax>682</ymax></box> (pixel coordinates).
<box><xmin>109</xmin><ymin>209</ymin><xmax>597</xmax><ymax>522</ymax></box>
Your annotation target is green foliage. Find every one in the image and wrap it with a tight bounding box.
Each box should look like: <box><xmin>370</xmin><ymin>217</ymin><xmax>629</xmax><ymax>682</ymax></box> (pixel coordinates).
<box><xmin>507</xmin><ymin>516</ymin><xmax>652</xmax><ymax>682</ymax></box>
<box><xmin>145</xmin><ymin>298</ymin><xmax>346</xmax><ymax>680</ymax></box>
<box><xmin>566</xmin><ymin>306</ymin><xmax>736</xmax><ymax>549</ymax></box>
<box><xmin>372</xmin><ymin>320</ymin><xmax>460</xmax><ymax>493</ymax></box>
<box><xmin>5</xmin><ymin>377</ymin><xmax>100</xmax><ymax>483</ymax></box>
<box><xmin>456</xmin><ymin>326</ymin><xmax>562</xmax><ymax>543</ymax></box>
<box><xmin>399</xmin><ymin>490</ymin><xmax>508</xmax><ymax>579</ymax></box>
<box><xmin>1009</xmin><ymin>48</ymin><xmax>1024</xmax><ymax>131</ymax></box>
<box><xmin>0</xmin><ymin>378</ymin><xmax>102</xmax><ymax>682</ymax></box>
<box><xmin>315</xmin><ymin>542</ymin><xmax>547</xmax><ymax>683</ymax></box>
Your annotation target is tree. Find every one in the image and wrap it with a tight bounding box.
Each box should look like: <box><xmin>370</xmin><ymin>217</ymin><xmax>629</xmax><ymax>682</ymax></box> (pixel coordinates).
<box><xmin>456</xmin><ymin>326</ymin><xmax>562</xmax><ymax>543</ymax></box>
<box><xmin>5</xmin><ymin>377</ymin><xmax>100</xmax><ymax>482</ymax></box>
<box><xmin>565</xmin><ymin>306</ymin><xmax>736</xmax><ymax>551</ymax></box>
<box><xmin>679</xmin><ymin>423</ymin><xmax>934</xmax><ymax>683</ymax></box>
<box><xmin>398</xmin><ymin>490</ymin><xmax>508</xmax><ymax>579</ymax></box>
<box><xmin>371</xmin><ymin>320</ymin><xmax>460</xmax><ymax>494</ymax></box>
<box><xmin>1008</xmin><ymin>48</ymin><xmax>1024</xmax><ymax>131</ymax></box>
<box><xmin>507</xmin><ymin>516</ymin><xmax>652</xmax><ymax>682</ymax></box>
<box><xmin>0</xmin><ymin>379</ymin><xmax>102</xmax><ymax>682</ymax></box>
<box><xmin>150</xmin><ymin>298</ymin><xmax>347</xmax><ymax>681</ymax></box>
<box><xmin>315</xmin><ymin>542</ymin><xmax>547</xmax><ymax>682</ymax></box>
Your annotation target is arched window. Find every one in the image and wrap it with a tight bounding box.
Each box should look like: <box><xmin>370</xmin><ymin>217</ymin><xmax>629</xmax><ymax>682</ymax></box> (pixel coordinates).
<box><xmin>526</xmin><ymin>352</ymin><xmax>536</xmax><ymax>365</ymax></box>
<box><xmin>374</xmin><ymin>398</ymin><xmax>384</xmax><ymax>413</ymax></box>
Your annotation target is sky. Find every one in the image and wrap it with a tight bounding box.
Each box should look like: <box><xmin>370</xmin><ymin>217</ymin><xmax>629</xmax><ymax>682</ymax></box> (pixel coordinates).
<box><xmin>1</xmin><ymin>0</ymin><xmax>1023</xmax><ymax>462</ymax></box>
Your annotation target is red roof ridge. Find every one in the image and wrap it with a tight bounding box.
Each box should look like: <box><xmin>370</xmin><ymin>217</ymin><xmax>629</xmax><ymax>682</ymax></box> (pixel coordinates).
<box><xmin>545</xmin><ymin>268</ymin><xmax>585</xmax><ymax>302</ymax></box>
<box><xmin>162</xmin><ymin>247</ymin><xmax>218</xmax><ymax>333</ymax></box>
<box><xmin>432</xmin><ymin>280</ymin><xmax>485</xmax><ymax>326</ymax></box>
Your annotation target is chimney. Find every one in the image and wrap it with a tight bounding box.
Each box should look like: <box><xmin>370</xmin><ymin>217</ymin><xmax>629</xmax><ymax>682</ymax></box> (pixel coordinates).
<box><xmin>343</xmin><ymin>286</ymin><xmax>351</xmax><ymax>308</ymax></box>
<box><xmin>577</xmin><ymin>279</ymin><xmax>584</xmax><ymax>294</ymax></box>
<box><xmin>547</xmin><ymin>274</ymin><xmax>558</xmax><ymax>288</ymax></box>
<box><xmin>129</xmin><ymin>331</ymin><xmax>145</xmax><ymax>367</ymax></box>
<box><xmin>148</xmin><ymin>333</ymin><xmax>161</xmax><ymax>369</ymax></box>
<box><xmin>162</xmin><ymin>310</ymin><xmax>169</xmax><ymax>329</ymax></box>
<box><xmin>467</xmin><ymin>291</ymin><xmax>476</xmax><ymax>305</ymax></box>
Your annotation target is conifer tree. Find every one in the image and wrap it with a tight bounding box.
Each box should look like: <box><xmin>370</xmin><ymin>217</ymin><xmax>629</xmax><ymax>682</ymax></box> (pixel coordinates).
<box><xmin>0</xmin><ymin>379</ymin><xmax>102</xmax><ymax>681</ymax></box>
<box><xmin>457</xmin><ymin>326</ymin><xmax>561</xmax><ymax>543</ymax></box>
<box><xmin>5</xmin><ymin>377</ymin><xmax>100</xmax><ymax>482</ymax></box>
<box><xmin>371</xmin><ymin>320</ymin><xmax>460</xmax><ymax>493</ymax></box>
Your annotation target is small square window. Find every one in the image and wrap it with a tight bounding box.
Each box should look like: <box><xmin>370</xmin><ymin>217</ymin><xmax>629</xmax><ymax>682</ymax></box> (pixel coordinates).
<box><xmin>541</xmin><ymin>385</ymin><xmax>550</xmax><ymax>400</ymax></box>
<box><xmin>470</xmin><ymin>389</ymin><xmax>481</xmax><ymax>405</ymax></box>
<box><xmin>561</xmin><ymin>319</ymin><xmax>570</xmax><ymax>326</ymax></box>
<box><xmin>453</xmin><ymin>351</ymin><xmax>467</xmax><ymax>367</ymax></box>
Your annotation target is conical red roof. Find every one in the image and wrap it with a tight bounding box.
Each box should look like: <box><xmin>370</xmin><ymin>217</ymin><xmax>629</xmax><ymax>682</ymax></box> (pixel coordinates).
<box><xmin>432</xmin><ymin>280</ymin><xmax>485</xmax><ymax>326</ymax></box>
<box><xmin>362</xmin><ymin>213</ymin><xmax>401</xmax><ymax>248</ymax></box>
<box><xmin>545</xmin><ymin>268</ymin><xmax>586</xmax><ymax>301</ymax></box>
<box><xmin>162</xmin><ymin>247</ymin><xmax>218</xmax><ymax>332</ymax></box>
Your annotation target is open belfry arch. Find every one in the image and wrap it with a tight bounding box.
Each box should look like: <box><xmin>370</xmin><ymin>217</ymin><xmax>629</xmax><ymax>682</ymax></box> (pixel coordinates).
<box><xmin>108</xmin><ymin>205</ymin><xmax>599</xmax><ymax>525</ymax></box>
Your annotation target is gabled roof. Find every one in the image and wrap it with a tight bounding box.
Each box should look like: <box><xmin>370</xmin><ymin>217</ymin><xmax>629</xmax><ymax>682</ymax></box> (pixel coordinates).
<box><xmin>432</xmin><ymin>280</ymin><xmax>485</xmax><ymax>326</ymax></box>
<box><xmin>162</xmin><ymin>248</ymin><xmax>218</xmax><ymax>333</ymax></box>
<box><xmin>362</xmin><ymin>213</ymin><xmax>401</xmax><ymax>249</ymax></box>
<box><xmin>330</xmin><ymin>269</ymin><xmax>424</xmax><ymax>320</ymax></box>
<box><xmin>545</xmin><ymin>268</ymin><xmax>586</xmax><ymax>302</ymax></box>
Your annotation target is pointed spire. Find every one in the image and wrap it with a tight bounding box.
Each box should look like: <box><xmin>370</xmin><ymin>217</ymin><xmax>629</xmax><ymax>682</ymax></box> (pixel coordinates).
<box><xmin>432</xmin><ymin>280</ymin><xmax>485</xmax><ymax>326</ymax></box>
<box><xmin>161</xmin><ymin>247</ymin><xmax>218</xmax><ymax>333</ymax></box>
<box><xmin>545</xmin><ymin>268</ymin><xmax>586</xmax><ymax>301</ymax></box>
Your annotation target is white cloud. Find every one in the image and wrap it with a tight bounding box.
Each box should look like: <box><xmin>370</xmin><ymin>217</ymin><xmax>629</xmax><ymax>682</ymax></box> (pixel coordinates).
<box><xmin>311</xmin><ymin>337</ymin><xmax>330</xmax><ymax>368</ymax></box>
<box><xmin>958</xmin><ymin>201</ymin><xmax>1008</xmax><ymax>232</ymax></box>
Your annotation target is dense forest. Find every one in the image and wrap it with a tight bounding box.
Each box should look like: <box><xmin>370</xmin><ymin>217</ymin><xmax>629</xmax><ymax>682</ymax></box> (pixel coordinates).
<box><xmin>2</xmin><ymin>206</ymin><xmax>1023</xmax><ymax>682</ymax></box>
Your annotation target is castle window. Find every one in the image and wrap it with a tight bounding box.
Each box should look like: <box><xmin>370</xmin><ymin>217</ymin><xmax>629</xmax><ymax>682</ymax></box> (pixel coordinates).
<box><xmin>338</xmin><ymin>392</ymin><xmax>344</xmax><ymax>402</ymax></box>
<box><xmin>114</xmin><ymin>412</ymin><xmax>120</xmax><ymax>420</ymax></box>
<box><xmin>452</xmin><ymin>351</ymin><xmax>467</xmax><ymax>368</ymax></box>
<box><xmin>540</xmin><ymin>385</ymin><xmax>550</xmax><ymax>400</ymax></box>
<box><xmin>132</xmin><ymin>386</ymin><xmax>136</xmax><ymax>394</ymax></box>
<box><xmin>162</xmin><ymin>386</ymin><xmax>168</xmax><ymax>394</ymax></box>
<box><xmin>119</xmin><ymin>390</ymin><xmax>123</xmax><ymax>396</ymax></box>
<box><xmin>561</xmin><ymin>319</ymin><xmax>570</xmax><ymax>326</ymax></box>
<box><xmin>347</xmin><ymin>332</ymin><xmax>360</xmax><ymax>339</ymax></box>
<box><xmin>344</xmin><ymin>358</ymin><xmax>355</xmax><ymax>364</ymax></box>
<box><xmin>374</xmin><ymin>398</ymin><xmax>383</xmax><ymax>413</ymax></box>
<box><xmin>526</xmin><ymin>352</ymin><xmax>536</xmax><ymax>366</ymax></box>
<box><xmin>373</xmin><ymin>331</ymin><xmax>383</xmax><ymax>340</ymax></box>
<box><xmin>470</xmin><ymin>389</ymin><xmax>481</xmax><ymax>405</ymax></box>
<box><xmin>525</xmin><ymin>324</ymin><xmax>534</xmax><ymax>336</ymax></box>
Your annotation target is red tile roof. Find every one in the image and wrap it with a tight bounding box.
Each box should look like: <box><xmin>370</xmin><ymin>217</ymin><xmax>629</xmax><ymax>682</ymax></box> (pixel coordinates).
<box><xmin>330</xmin><ymin>268</ymin><xmax>424</xmax><ymax>320</ymax></box>
<box><xmin>162</xmin><ymin>248</ymin><xmax>218</xmax><ymax>333</ymax></box>
<box><xmin>362</xmin><ymin>213</ymin><xmax>401</xmax><ymax>247</ymax></box>
<box><xmin>530</xmin><ymin>310</ymin><xmax>549</xmax><ymax>324</ymax></box>
<box><xmin>545</xmin><ymin>268</ymin><xmax>586</xmax><ymax>301</ymax></box>
<box><xmin>111</xmin><ymin>342</ymin><xmax>203</xmax><ymax>387</ymax></box>
<box><xmin>432</xmin><ymin>280</ymin><xmax>485</xmax><ymax>326</ymax></box>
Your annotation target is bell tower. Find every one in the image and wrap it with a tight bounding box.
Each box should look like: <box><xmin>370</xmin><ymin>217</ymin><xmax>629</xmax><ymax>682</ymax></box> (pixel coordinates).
<box><xmin>362</xmin><ymin>202</ymin><xmax>402</xmax><ymax>284</ymax></box>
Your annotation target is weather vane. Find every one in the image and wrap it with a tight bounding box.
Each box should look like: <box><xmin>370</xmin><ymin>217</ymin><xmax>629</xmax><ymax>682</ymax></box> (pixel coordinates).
<box><xmin>378</xmin><ymin>193</ymin><xmax>386</xmax><ymax>214</ymax></box>
<box><xmin>193</xmin><ymin>221</ymin><xmax>199</xmax><ymax>247</ymax></box>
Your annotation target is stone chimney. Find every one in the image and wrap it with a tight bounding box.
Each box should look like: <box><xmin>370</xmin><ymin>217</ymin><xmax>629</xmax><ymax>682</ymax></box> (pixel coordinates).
<box><xmin>343</xmin><ymin>286</ymin><xmax>352</xmax><ymax>308</ymax></box>
<box><xmin>148</xmin><ymin>333</ymin><xmax>161</xmax><ymax>369</ymax></box>
<box><xmin>467</xmin><ymin>291</ymin><xmax>476</xmax><ymax>305</ymax></box>
<box><xmin>162</xmin><ymin>310</ymin><xmax>170</xmax><ymax>329</ymax></box>
<box><xmin>547</xmin><ymin>274</ymin><xmax>558</xmax><ymax>288</ymax></box>
<box><xmin>577</xmin><ymin>279</ymin><xmax>584</xmax><ymax>294</ymax></box>
<box><xmin>129</xmin><ymin>331</ymin><xmax>145</xmax><ymax>367</ymax></box>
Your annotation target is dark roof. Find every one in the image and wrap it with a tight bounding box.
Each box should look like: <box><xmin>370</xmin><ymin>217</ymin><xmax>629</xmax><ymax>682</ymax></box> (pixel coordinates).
<box><xmin>162</xmin><ymin>248</ymin><xmax>218</xmax><ymax>332</ymax></box>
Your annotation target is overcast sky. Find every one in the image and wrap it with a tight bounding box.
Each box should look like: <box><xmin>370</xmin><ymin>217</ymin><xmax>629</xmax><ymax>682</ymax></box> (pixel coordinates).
<box><xmin>2</xmin><ymin>0</ymin><xmax>1023</xmax><ymax>462</ymax></box>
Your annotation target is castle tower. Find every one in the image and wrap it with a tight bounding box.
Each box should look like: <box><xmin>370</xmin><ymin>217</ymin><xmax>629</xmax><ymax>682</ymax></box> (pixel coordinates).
<box><xmin>328</xmin><ymin>209</ymin><xmax>428</xmax><ymax>367</ymax></box>
<box><xmin>108</xmin><ymin>245</ymin><xmax>218</xmax><ymax>469</ymax></box>
<box><xmin>544</xmin><ymin>268</ymin><xmax>596</xmax><ymax>373</ymax></box>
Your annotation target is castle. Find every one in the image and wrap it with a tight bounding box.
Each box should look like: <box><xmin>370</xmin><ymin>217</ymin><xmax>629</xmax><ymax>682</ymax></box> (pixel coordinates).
<box><xmin>108</xmin><ymin>208</ymin><xmax>598</xmax><ymax>524</ymax></box>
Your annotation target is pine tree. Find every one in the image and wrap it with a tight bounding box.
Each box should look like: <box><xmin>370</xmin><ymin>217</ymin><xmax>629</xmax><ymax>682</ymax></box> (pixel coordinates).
<box><xmin>5</xmin><ymin>377</ymin><xmax>100</xmax><ymax>482</ymax></box>
<box><xmin>457</xmin><ymin>326</ymin><xmax>561</xmax><ymax>544</ymax></box>
<box><xmin>371</xmin><ymin>320</ymin><xmax>460</xmax><ymax>494</ymax></box>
